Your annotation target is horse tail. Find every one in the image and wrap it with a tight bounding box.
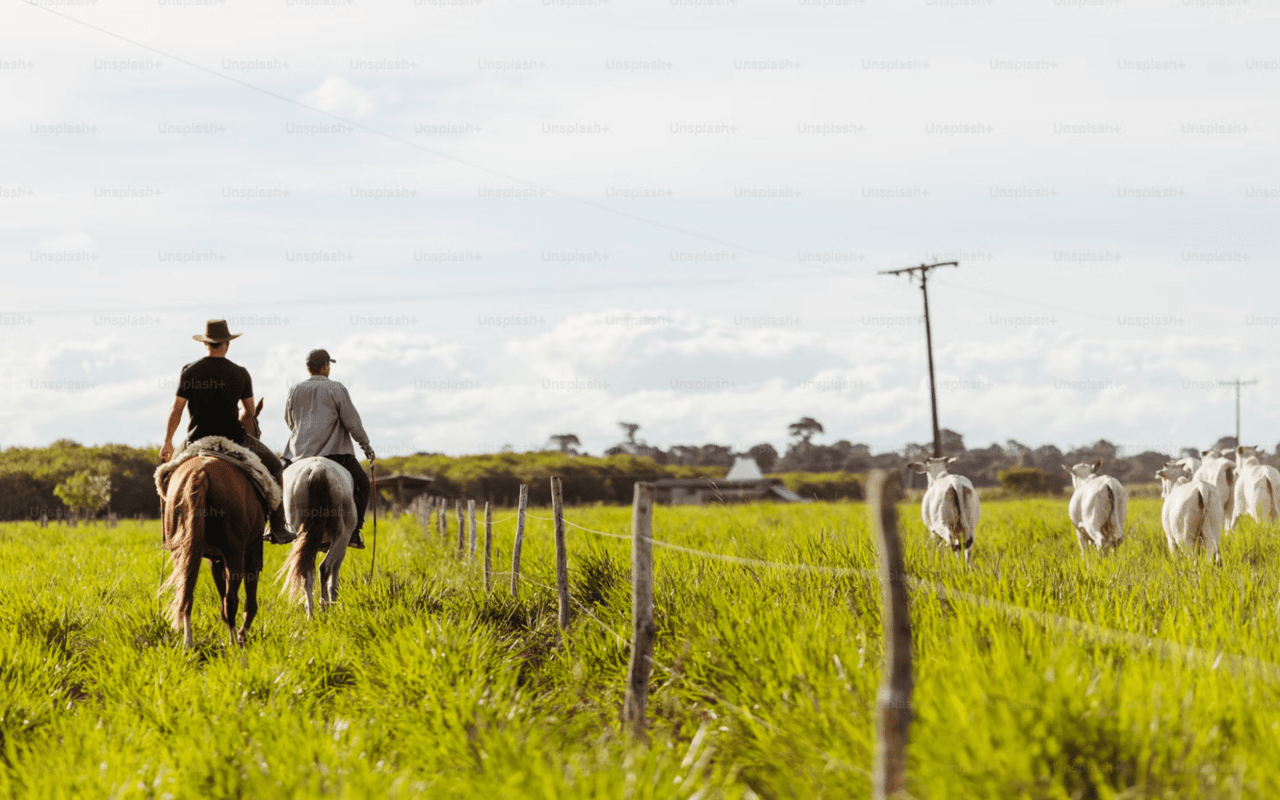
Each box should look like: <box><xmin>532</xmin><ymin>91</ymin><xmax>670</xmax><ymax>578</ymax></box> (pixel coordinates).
<box><xmin>278</xmin><ymin>467</ymin><xmax>332</xmax><ymax>602</ymax></box>
<box><xmin>159</xmin><ymin>465</ymin><xmax>208</xmax><ymax>629</ymax></box>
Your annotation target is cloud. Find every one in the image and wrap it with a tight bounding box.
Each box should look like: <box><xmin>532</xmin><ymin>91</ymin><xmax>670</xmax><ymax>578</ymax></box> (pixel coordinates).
<box><xmin>300</xmin><ymin>76</ymin><xmax>375</xmax><ymax>117</ymax></box>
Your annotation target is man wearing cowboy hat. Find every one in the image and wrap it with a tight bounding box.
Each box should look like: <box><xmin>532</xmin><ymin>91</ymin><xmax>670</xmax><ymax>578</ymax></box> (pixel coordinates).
<box><xmin>159</xmin><ymin>319</ymin><xmax>290</xmax><ymax>543</ymax></box>
<box><xmin>281</xmin><ymin>348</ymin><xmax>375</xmax><ymax>549</ymax></box>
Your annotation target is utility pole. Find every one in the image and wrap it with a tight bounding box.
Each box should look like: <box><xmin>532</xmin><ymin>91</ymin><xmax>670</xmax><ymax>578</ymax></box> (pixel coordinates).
<box><xmin>879</xmin><ymin>261</ymin><xmax>958</xmax><ymax>458</ymax></box>
<box><xmin>1218</xmin><ymin>377</ymin><xmax>1258</xmax><ymax>446</ymax></box>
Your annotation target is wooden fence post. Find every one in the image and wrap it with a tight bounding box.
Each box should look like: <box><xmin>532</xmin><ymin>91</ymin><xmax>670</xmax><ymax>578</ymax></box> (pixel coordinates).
<box><xmin>468</xmin><ymin>500</ymin><xmax>478</xmax><ymax>562</ymax></box>
<box><xmin>455</xmin><ymin>499</ymin><xmax>464</xmax><ymax>558</ymax></box>
<box><xmin>510</xmin><ymin>484</ymin><xmax>528</xmax><ymax>597</ymax></box>
<box><xmin>868</xmin><ymin>469</ymin><xmax>912</xmax><ymax>800</ymax></box>
<box><xmin>551</xmin><ymin>476</ymin><xmax>571</xmax><ymax>630</ymax></box>
<box><xmin>483</xmin><ymin>502</ymin><xmax>493</xmax><ymax>592</ymax></box>
<box><xmin>622</xmin><ymin>482</ymin><xmax>656</xmax><ymax>738</ymax></box>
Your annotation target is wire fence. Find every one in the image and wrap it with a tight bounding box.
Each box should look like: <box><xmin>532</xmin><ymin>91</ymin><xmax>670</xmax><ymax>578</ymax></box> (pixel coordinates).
<box><xmin>433</xmin><ymin>497</ymin><xmax>1280</xmax><ymax>684</ymax></box>
<box><xmin>514</xmin><ymin>572</ymin><xmax>879</xmax><ymax>783</ymax></box>
<box><xmin>408</xmin><ymin>485</ymin><xmax>1278</xmax><ymax>797</ymax></box>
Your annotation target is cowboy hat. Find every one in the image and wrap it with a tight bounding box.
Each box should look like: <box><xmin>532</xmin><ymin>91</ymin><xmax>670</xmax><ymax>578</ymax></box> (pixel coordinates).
<box><xmin>193</xmin><ymin>319</ymin><xmax>242</xmax><ymax>343</ymax></box>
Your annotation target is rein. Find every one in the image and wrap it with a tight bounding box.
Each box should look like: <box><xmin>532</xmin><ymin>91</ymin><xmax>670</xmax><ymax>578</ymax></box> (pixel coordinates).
<box><xmin>368</xmin><ymin>458</ymin><xmax>377</xmax><ymax>582</ymax></box>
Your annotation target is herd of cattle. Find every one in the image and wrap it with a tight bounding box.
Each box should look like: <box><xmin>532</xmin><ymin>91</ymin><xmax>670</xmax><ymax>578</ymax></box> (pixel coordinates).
<box><xmin>907</xmin><ymin>447</ymin><xmax>1280</xmax><ymax>564</ymax></box>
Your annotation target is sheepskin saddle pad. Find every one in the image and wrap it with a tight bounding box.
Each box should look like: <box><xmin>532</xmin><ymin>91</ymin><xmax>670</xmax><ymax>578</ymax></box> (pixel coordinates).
<box><xmin>154</xmin><ymin>436</ymin><xmax>282</xmax><ymax>512</ymax></box>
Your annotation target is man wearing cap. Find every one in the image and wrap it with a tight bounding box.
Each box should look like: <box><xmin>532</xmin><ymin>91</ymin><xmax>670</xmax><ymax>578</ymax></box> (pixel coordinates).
<box><xmin>160</xmin><ymin>319</ymin><xmax>290</xmax><ymax>543</ymax></box>
<box><xmin>281</xmin><ymin>349</ymin><xmax>375</xmax><ymax>549</ymax></box>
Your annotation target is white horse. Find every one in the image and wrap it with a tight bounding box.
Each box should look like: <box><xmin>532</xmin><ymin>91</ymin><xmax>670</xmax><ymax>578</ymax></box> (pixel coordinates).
<box><xmin>277</xmin><ymin>457</ymin><xmax>358</xmax><ymax>618</ymax></box>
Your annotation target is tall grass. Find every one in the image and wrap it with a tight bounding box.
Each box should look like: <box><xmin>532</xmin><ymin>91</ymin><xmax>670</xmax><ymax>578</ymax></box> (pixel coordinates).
<box><xmin>0</xmin><ymin>498</ymin><xmax>1277</xmax><ymax>797</ymax></box>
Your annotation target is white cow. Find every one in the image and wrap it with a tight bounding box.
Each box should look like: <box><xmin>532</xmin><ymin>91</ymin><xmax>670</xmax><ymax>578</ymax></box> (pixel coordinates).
<box><xmin>1062</xmin><ymin>460</ymin><xmax>1127</xmax><ymax>553</ymax></box>
<box><xmin>1230</xmin><ymin>445</ymin><xmax>1280</xmax><ymax>529</ymax></box>
<box><xmin>908</xmin><ymin>456</ymin><xmax>980</xmax><ymax>564</ymax></box>
<box><xmin>1156</xmin><ymin>462</ymin><xmax>1223</xmax><ymax>564</ymax></box>
<box><xmin>1193</xmin><ymin>449</ymin><xmax>1236</xmax><ymax>525</ymax></box>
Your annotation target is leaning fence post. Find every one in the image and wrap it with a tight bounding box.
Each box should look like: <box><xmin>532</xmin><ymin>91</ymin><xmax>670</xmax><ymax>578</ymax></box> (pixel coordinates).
<box><xmin>551</xmin><ymin>476</ymin><xmax>571</xmax><ymax>630</ymax></box>
<box><xmin>510</xmin><ymin>484</ymin><xmax>529</xmax><ymax>597</ymax></box>
<box><xmin>868</xmin><ymin>469</ymin><xmax>913</xmax><ymax>800</ymax></box>
<box><xmin>468</xmin><ymin>499</ymin><xmax>478</xmax><ymax>562</ymax></box>
<box><xmin>455</xmin><ymin>499</ymin><xmax>464</xmax><ymax>558</ymax></box>
<box><xmin>483</xmin><ymin>501</ymin><xmax>494</xmax><ymax>591</ymax></box>
<box><xmin>622</xmin><ymin>482</ymin><xmax>656</xmax><ymax>738</ymax></box>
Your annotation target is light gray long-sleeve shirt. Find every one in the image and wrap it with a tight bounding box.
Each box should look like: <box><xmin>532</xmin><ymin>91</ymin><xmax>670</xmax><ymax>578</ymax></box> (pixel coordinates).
<box><xmin>281</xmin><ymin>375</ymin><xmax>372</xmax><ymax>461</ymax></box>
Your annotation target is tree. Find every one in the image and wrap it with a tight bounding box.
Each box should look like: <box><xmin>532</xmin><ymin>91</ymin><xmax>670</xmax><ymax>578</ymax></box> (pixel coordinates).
<box><xmin>548</xmin><ymin>434</ymin><xmax>581</xmax><ymax>455</ymax></box>
<box><xmin>54</xmin><ymin>470</ymin><xmax>111</xmax><ymax>522</ymax></box>
<box><xmin>619</xmin><ymin>422</ymin><xmax>641</xmax><ymax>445</ymax></box>
<box><xmin>903</xmin><ymin>442</ymin><xmax>931</xmax><ymax>461</ymax></box>
<box><xmin>1091</xmin><ymin>439</ymin><xmax>1119</xmax><ymax>460</ymax></box>
<box><xmin>746</xmin><ymin>443</ymin><xmax>779</xmax><ymax>473</ymax></box>
<box><xmin>940</xmin><ymin>428</ymin><xmax>965</xmax><ymax>456</ymax></box>
<box><xmin>787</xmin><ymin>417</ymin><xmax>824</xmax><ymax>444</ymax></box>
<box><xmin>997</xmin><ymin>466</ymin><xmax>1047</xmax><ymax>495</ymax></box>
<box><xmin>1211</xmin><ymin>436</ymin><xmax>1238</xmax><ymax>453</ymax></box>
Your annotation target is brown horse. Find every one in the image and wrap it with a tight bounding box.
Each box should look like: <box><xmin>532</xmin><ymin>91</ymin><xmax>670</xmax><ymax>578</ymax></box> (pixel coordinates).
<box><xmin>159</xmin><ymin>400</ymin><xmax>266</xmax><ymax>648</ymax></box>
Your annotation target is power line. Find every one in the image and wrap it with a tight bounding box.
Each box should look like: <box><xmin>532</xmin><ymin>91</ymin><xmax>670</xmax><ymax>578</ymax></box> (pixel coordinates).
<box><xmin>930</xmin><ymin>277</ymin><xmax>1112</xmax><ymax>324</ymax></box>
<box><xmin>17</xmin><ymin>0</ymin><xmax>846</xmax><ymax>279</ymax></box>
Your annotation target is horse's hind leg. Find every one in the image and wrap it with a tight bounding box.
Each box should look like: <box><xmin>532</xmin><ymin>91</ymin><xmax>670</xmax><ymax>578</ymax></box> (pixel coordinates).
<box><xmin>303</xmin><ymin>565</ymin><xmax>317</xmax><ymax>620</ymax></box>
<box><xmin>318</xmin><ymin>559</ymin><xmax>332</xmax><ymax>608</ymax></box>
<box><xmin>220</xmin><ymin>555</ymin><xmax>244</xmax><ymax>647</ymax></box>
<box><xmin>321</xmin><ymin>540</ymin><xmax>349</xmax><ymax>607</ymax></box>
<box><xmin>238</xmin><ymin>571</ymin><xmax>259</xmax><ymax>646</ymax></box>
<box><xmin>207</xmin><ymin>558</ymin><xmax>229</xmax><ymax>647</ymax></box>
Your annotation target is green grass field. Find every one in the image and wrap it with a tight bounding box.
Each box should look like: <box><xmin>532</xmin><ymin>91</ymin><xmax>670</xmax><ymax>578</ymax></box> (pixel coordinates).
<box><xmin>2</xmin><ymin>496</ymin><xmax>1278</xmax><ymax>798</ymax></box>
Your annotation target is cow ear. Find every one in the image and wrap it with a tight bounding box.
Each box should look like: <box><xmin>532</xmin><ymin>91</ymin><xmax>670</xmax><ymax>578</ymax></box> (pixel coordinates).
<box><xmin>1201</xmin><ymin>449</ymin><xmax>1212</xmax><ymax>457</ymax></box>
<box><xmin>946</xmin><ymin>456</ymin><xmax>958</xmax><ymax>466</ymax></box>
<box><xmin>1061</xmin><ymin>464</ymin><xmax>1070</xmax><ymax>474</ymax></box>
<box><xmin>907</xmin><ymin>462</ymin><xmax>925</xmax><ymax>473</ymax></box>
<box><xmin>1092</xmin><ymin>459</ymin><xmax>1101</xmax><ymax>473</ymax></box>
<box><xmin>1154</xmin><ymin>471</ymin><xmax>1162</xmax><ymax>481</ymax></box>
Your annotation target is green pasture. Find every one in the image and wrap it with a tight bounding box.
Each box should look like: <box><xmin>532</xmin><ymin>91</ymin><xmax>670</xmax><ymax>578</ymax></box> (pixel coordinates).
<box><xmin>1</xmin><ymin>497</ymin><xmax>1278</xmax><ymax>798</ymax></box>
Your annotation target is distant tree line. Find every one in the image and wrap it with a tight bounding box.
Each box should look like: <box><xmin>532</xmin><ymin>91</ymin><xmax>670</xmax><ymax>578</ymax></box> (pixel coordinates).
<box><xmin>0</xmin><ymin>424</ymin><xmax>1269</xmax><ymax>519</ymax></box>
<box><xmin>0</xmin><ymin>440</ymin><xmax>158</xmax><ymax>521</ymax></box>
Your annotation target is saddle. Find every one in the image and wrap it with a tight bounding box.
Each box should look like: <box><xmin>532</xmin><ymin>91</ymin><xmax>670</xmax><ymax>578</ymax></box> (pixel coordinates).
<box><xmin>155</xmin><ymin>436</ymin><xmax>283</xmax><ymax>512</ymax></box>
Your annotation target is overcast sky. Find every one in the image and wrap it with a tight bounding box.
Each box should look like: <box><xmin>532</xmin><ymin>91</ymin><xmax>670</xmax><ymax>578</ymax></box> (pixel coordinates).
<box><xmin>2</xmin><ymin>0</ymin><xmax>1278</xmax><ymax>459</ymax></box>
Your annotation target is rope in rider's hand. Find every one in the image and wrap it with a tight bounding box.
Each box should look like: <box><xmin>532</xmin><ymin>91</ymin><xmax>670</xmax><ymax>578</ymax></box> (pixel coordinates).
<box><xmin>368</xmin><ymin>456</ymin><xmax>377</xmax><ymax>581</ymax></box>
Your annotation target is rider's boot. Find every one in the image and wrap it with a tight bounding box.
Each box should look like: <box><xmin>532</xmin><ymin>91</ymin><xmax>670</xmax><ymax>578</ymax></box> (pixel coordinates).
<box><xmin>264</xmin><ymin>504</ymin><xmax>294</xmax><ymax>544</ymax></box>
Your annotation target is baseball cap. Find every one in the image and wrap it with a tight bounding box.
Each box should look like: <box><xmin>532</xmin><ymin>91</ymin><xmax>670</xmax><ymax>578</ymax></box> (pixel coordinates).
<box><xmin>306</xmin><ymin>348</ymin><xmax>336</xmax><ymax>368</ymax></box>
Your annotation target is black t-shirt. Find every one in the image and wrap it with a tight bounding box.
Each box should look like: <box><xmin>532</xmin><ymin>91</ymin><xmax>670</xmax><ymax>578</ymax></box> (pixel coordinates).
<box><xmin>176</xmin><ymin>357</ymin><xmax>254</xmax><ymax>444</ymax></box>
